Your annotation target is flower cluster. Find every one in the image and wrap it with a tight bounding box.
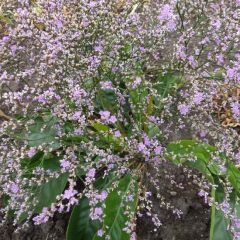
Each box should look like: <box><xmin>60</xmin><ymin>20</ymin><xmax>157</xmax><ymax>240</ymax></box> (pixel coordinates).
<box><xmin>0</xmin><ymin>0</ymin><xmax>240</xmax><ymax>239</ymax></box>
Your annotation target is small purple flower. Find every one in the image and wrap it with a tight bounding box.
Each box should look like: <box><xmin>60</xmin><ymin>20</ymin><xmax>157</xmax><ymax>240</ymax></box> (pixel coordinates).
<box><xmin>10</xmin><ymin>183</ymin><xmax>19</xmax><ymax>194</ymax></box>
<box><xmin>193</xmin><ymin>92</ymin><xmax>204</xmax><ymax>105</ymax></box>
<box><xmin>231</xmin><ymin>102</ymin><xmax>240</xmax><ymax>119</ymax></box>
<box><xmin>72</xmin><ymin>111</ymin><xmax>82</xmax><ymax>121</ymax></box>
<box><xmin>99</xmin><ymin>111</ymin><xmax>111</xmax><ymax>121</ymax></box>
<box><xmin>178</xmin><ymin>104</ymin><xmax>190</xmax><ymax>116</ymax></box>
<box><xmin>114</xmin><ymin>130</ymin><xmax>121</xmax><ymax>138</ymax></box>
<box><xmin>63</xmin><ymin>188</ymin><xmax>77</xmax><ymax>200</ymax></box>
<box><xmin>100</xmin><ymin>81</ymin><xmax>113</xmax><ymax>89</ymax></box>
<box><xmin>144</xmin><ymin>135</ymin><xmax>151</xmax><ymax>146</ymax></box>
<box><xmin>56</xmin><ymin>20</ymin><xmax>63</xmax><ymax>29</ymax></box>
<box><xmin>98</xmin><ymin>191</ymin><xmax>108</xmax><ymax>201</ymax></box>
<box><xmin>97</xmin><ymin>229</ymin><xmax>104</xmax><ymax>237</ymax></box>
<box><xmin>27</xmin><ymin>148</ymin><xmax>36</xmax><ymax>158</ymax></box>
<box><xmin>154</xmin><ymin>146</ymin><xmax>162</xmax><ymax>155</ymax></box>
<box><xmin>138</xmin><ymin>142</ymin><xmax>146</xmax><ymax>152</ymax></box>
<box><xmin>60</xmin><ymin>159</ymin><xmax>71</xmax><ymax>170</ymax></box>
<box><xmin>87</xmin><ymin>168</ymin><xmax>96</xmax><ymax>178</ymax></box>
<box><xmin>109</xmin><ymin>115</ymin><xmax>117</xmax><ymax>124</ymax></box>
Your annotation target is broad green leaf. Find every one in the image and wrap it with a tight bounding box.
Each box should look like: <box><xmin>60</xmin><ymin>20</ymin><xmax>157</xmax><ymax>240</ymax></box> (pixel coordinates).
<box><xmin>93</xmin><ymin>174</ymin><xmax>139</xmax><ymax>240</ymax></box>
<box><xmin>90</xmin><ymin>121</ymin><xmax>110</xmax><ymax>132</ymax></box>
<box><xmin>66</xmin><ymin>197</ymin><xmax>101</xmax><ymax>240</ymax></box>
<box><xmin>23</xmin><ymin>115</ymin><xmax>60</xmax><ymax>149</ymax></box>
<box><xmin>34</xmin><ymin>173</ymin><xmax>69</xmax><ymax>213</ymax></box>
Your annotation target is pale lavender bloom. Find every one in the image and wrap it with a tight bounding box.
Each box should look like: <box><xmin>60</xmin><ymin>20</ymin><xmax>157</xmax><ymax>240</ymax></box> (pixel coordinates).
<box><xmin>114</xmin><ymin>130</ymin><xmax>121</xmax><ymax>138</ymax></box>
<box><xmin>178</xmin><ymin>104</ymin><xmax>190</xmax><ymax>115</ymax></box>
<box><xmin>56</xmin><ymin>20</ymin><xmax>63</xmax><ymax>29</ymax></box>
<box><xmin>87</xmin><ymin>168</ymin><xmax>96</xmax><ymax>178</ymax></box>
<box><xmin>100</xmin><ymin>81</ymin><xmax>113</xmax><ymax>89</ymax></box>
<box><xmin>1</xmin><ymin>36</ymin><xmax>10</xmax><ymax>44</ymax></box>
<box><xmin>109</xmin><ymin>115</ymin><xmax>117</xmax><ymax>124</ymax></box>
<box><xmin>193</xmin><ymin>92</ymin><xmax>204</xmax><ymax>105</ymax></box>
<box><xmin>226</xmin><ymin>68</ymin><xmax>236</xmax><ymax>79</ymax></box>
<box><xmin>188</xmin><ymin>56</ymin><xmax>198</xmax><ymax>68</ymax></box>
<box><xmin>98</xmin><ymin>191</ymin><xmax>108</xmax><ymax>201</ymax></box>
<box><xmin>0</xmin><ymin>71</ymin><xmax>7</xmax><ymax>80</ymax></box>
<box><xmin>166</xmin><ymin>20</ymin><xmax>176</xmax><ymax>31</ymax></box>
<box><xmin>231</xmin><ymin>102</ymin><xmax>240</xmax><ymax>119</ymax></box>
<box><xmin>219</xmin><ymin>200</ymin><xmax>230</xmax><ymax>214</ymax></box>
<box><xmin>97</xmin><ymin>229</ymin><xmax>104</xmax><ymax>237</ymax></box>
<box><xmin>63</xmin><ymin>188</ymin><xmax>77</xmax><ymax>200</ymax></box>
<box><xmin>158</xmin><ymin>4</ymin><xmax>172</xmax><ymax>21</ymax></box>
<box><xmin>138</xmin><ymin>143</ymin><xmax>146</xmax><ymax>152</ymax></box>
<box><xmin>89</xmin><ymin>1</ymin><xmax>97</xmax><ymax>8</ymax></box>
<box><xmin>94</xmin><ymin>45</ymin><xmax>103</xmax><ymax>53</ymax></box>
<box><xmin>36</xmin><ymin>95</ymin><xmax>46</xmax><ymax>103</ymax></box>
<box><xmin>91</xmin><ymin>207</ymin><xmax>103</xmax><ymax>220</ymax></box>
<box><xmin>144</xmin><ymin>135</ymin><xmax>151</xmax><ymax>146</ymax></box>
<box><xmin>72</xmin><ymin>111</ymin><xmax>82</xmax><ymax>121</ymax></box>
<box><xmin>99</xmin><ymin>111</ymin><xmax>111</xmax><ymax>121</ymax></box>
<box><xmin>10</xmin><ymin>45</ymin><xmax>17</xmax><ymax>56</ymax></box>
<box><xmin>132</xmin><ymin>76</ymin><xmax>142</xmax><ymax>89</ymax></box>
<box><xmin>10</xmin><ymin>183</ymin><xmax>19</xmax><ymax>194</ymax></box>
<box><xmin>27</xmin><ymin>148</ymin><xmax>36</xmax><ymax>158</ymax></box>
<box><xmin>198</xmin><ymin>190</ymin><xmax>208</xmax><ymax>204</ymax></box>
<box><xmin>60</xmin><ymin>159</ymin><xmax>71</xmax><ymax>170</ymax></box>
<box><xmin>234</xmin><ymin>219</ymin><xmax>240</xmax><ymax>229</ymax></box>
<box><xmin>33</xmin><ymin>208</ymin><xmax>50</xmax><ymax>225</ymax></box>
<box><xmin>199</xmin><ymin>130</ymin><xmax>206</xmax><ymax>138</ymax></box>
<box><xmin>154</xmin><ymin>146</ymin><xmax>162</xmax><ymax>155</ymax></box>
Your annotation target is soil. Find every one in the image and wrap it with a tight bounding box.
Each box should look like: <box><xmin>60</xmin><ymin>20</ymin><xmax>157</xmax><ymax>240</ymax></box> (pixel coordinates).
<box><xmin>136</xmin><ymin>162</ymin><xmax>210</xmax><ymax>240</ymax></box>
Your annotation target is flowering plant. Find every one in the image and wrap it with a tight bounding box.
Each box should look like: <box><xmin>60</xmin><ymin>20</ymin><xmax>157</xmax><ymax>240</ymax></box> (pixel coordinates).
<box><xmin>0</xmin><ymin>0</ymin><xmax>240</xmax><ymax>239</ymax></box>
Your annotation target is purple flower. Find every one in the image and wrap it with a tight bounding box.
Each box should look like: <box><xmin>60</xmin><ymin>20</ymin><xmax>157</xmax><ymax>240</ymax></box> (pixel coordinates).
<box><xmin>193</xmin><ymin>92</ymin><xmax>204</xmax><ymax>105</ymax></box>
<box><xmin>87</xmin><ymin>168</ymin><xmax>96</xmax><ymax>178</ymax></box>
<box><xmin>154</xmin><ymin>146</ymin><xmax>162</xmax><ymax>155</ymax></box>
<box><xmin>63</xmin><ymin>188</ymin><xmax>77</xmax><ymax>200</ymax></box>
<box><xmin>97</xmin><ymin>229</ymin><xmax>104</xmax><ymax>237</ymax></box>
<box><xmin>91</xmin><ymin>207</ymin><xmax>103</xmax><ymax>220</ymax></box>
<box><xmin>98</xmin><ymin>191</ymin><xmax>108</xmax><ymax>201</ymax></box>
<box><xmin>72</xmin><ymin>111</ymin><xmax>82</xmax><ymax>121</ymax></box>
<box><xmin>10</xmin><ymin>45</ymin><xmax>17</xmax><ymax>56</ymax></box>
<box><xmin>109</xmin><ymin>115</ymin><xmax>117</xmax><ymax>124</ymax></box>
<box><xmin>231</xmin><ymin>102</ymin><xmax>240</xmax><ymax>118</ymax></box>
<box><xmin>178</xmin><ymin>104</ymin><xmax>190</xmax><ymax>116</ymax></box>
<box><xmin>99</xmin><ymin>111</ymin><xmax>111</xmax><ymax>121</ymax></box>
<box><xmin>100</xmin><ymin>81</ymin><xmax>113</xmax><ymax>89</ymax></box>
<box><xmin>138</xmin><ymin>143</ymin><xmax>146</xmax><ymax>152</ymax></box>
<box><xmin>60</xmin><ymin>159</ymin><xmax>71</xmax><ymax>170</ymax></box>
<box><xmin>10</xmin><ymin>183</ymin><xmax>19</xmax><ymax>194</ymax></box>
<box><xmin>114</xmin><ymin>130</ymin><xmax>121</xmax><ymax>138</ymax></box>
<box><xmin>33</xmin><ymin>208</ymin><xmax>50</xmax><ymax>225</ymax></box>
<box><xmin>56</xmin><ymin>20</ymin><xmax>63</xmax><ymax>29</ymax></box>
<box><xmin>27</xmin><ymin>148</ymin><xmax>36</xmax><ymax>158</ymax></box>
<box><xmin>226</xmin><ymin>68</ymin><xmax>236</xmax><ymax>79</ymax></box>
<box><xmin>144</xmin><ymin>135</ymin><xmax>151</xmax><ymax>146</ymax></box>
<box><xmin>158</xmin><ymin>4</ymin><xmax>172</xmax><ymax>21</ymax></box>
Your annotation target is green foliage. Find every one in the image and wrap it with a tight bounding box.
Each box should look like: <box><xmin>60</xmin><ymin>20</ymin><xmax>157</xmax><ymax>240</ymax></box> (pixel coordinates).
<box><xmin>20</xmin><ymin>114</ymin><xmax>60</xmax><ymax>149</ymax></box>
<box><xmin>66</xmin><ymin>174</ymin><xmax>139</xmax><ymax>240</ymax></box>
<box><xmin>93</xmin><ymin>174</ymin><xmax>139</xmax><ymax>240</ymax></box>
<box><xmin>67</xmin><ymin>197</ymin><xmax>101</xmax><ymax>240</ymax></box>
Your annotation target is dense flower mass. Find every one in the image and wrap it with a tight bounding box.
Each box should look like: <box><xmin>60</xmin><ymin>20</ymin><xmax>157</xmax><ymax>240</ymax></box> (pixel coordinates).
<box><xmin>0</xmin><ymin>0</ymin><xmax>240</xmax><ymax>239</ymax></box>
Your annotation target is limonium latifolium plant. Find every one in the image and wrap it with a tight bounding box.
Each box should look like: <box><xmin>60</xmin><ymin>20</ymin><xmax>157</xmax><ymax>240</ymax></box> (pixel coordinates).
<box><xmin>0</xmin><ymin>0</ymin><xmax>240</xmax><ymax>239</ymax></box>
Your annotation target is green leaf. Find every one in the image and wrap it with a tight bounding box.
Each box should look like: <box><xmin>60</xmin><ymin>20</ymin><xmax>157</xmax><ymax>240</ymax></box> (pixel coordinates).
<box><xmin>24</xmin><ymin>115</ymin><xmax>60</xmax><ymax>149</ymax></box>
<box><xmin>34</xmin><ymin>173</ymin><xmax>69</xmax><ymax>213</ymax></box>
<box><xmin>90</xmin><ymin>121</ymin><xmax>110</xmax><ymax>132</ymax></box>
<box><xmin>93</xmin><ymin>174</ymin><xmax>139</xmax><ymax>240</ymax></box>
<box><xmin>66</xmin><ymin>197</ymin><xmax>101</xmax><ymax>240</ymax></box>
